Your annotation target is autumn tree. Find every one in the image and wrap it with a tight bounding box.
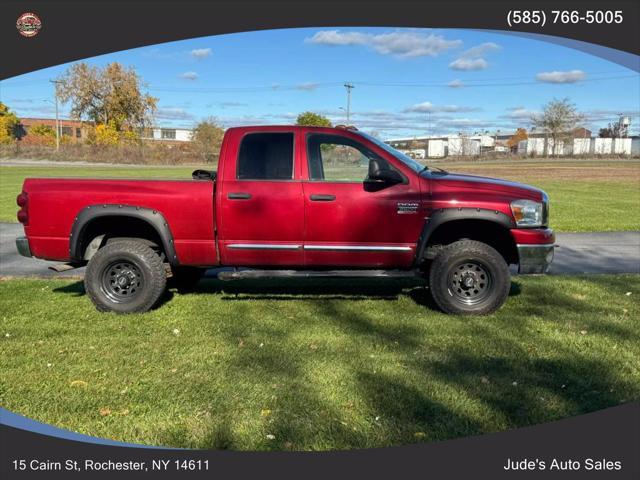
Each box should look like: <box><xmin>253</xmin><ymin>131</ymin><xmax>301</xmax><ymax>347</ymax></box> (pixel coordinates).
<box><xmin>532</xmin><ymin>98</ymin><xmax>583</xmax><ymax>156</ymax></box>
<box><xmin>507</xmin><ymin>128</ymin><xmax>528</xmax><ymax>151</ymax></box>
<box><xmin>29</xmin><ymin>124</ymin><xmax>56</xmax><ymax>137</ymax></box>
<box><xmin>192</xmin><ymin>117</ymin><xmax>225</xmax><ymax>163</ymax></box>
<box><xmin>295</xmin><ymin>111</ymin><xmax>332</xmax><ymax>127</ymax></box>
<box><xmin>0</xmin><ymin>102</ymin><xmax>20</xmax><ymax>144</ymax></box>
<box><xmin>56</xmin><ymin>62</ymin><xmax>157</xmax><ymax>131</ymax></box>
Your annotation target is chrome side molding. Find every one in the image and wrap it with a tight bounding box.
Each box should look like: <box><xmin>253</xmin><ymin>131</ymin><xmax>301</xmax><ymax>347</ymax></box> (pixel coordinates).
<box><xmin>228</xmin><ymin>244</ymin><xmax>301</xmax><ymax>250</ymax></box>
<box><xmin>227</xmin><ymin>244</ymin><xmax>413</xmax><ymax>252</ymax></box>
<box><xmin>304</xmin><ymin>245</ymin><xmax>412</xmax><ymax>252</ymax></box>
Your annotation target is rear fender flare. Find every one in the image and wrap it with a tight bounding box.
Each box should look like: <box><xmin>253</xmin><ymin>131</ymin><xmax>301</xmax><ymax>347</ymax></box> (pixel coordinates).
<box><xmin>69</xmin><ymin>204</ymin><xmax>179</xmax><ymax>265</ymax></box>
<box><xmin>414</xmin><ymin>207</ymin><xmax>515</xmax><ymax>265</ymax></box>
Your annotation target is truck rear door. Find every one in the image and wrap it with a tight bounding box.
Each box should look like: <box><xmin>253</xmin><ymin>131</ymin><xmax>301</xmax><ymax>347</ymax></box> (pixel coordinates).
<box><xmin>217</xmin><ymin>129</ymin><xmax>305</xmax><ymax>266</ymax></box>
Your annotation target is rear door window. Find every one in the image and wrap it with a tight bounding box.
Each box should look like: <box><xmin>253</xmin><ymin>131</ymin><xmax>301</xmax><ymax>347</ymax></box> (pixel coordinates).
<box><xmin>237</xmin><ymin>132</ymin><xmax>294</xmax><ymax>180</ymax></box>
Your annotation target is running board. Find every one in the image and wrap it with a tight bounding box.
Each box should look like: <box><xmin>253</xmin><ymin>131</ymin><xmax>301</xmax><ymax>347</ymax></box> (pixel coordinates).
<box><xmin>217</xmin><ymin>269</ymin><xmax>417</xmax><ymax>280</ymax></box>
<box><xmin>48</xmin><ymin>263</ymin><xmax>78</xmax><ymax>272</ymax></box>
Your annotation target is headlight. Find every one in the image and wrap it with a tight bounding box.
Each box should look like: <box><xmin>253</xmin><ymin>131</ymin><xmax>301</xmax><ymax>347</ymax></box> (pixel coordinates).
<box><xmin>511</xmin><ymin>199</ymin><xmax>545</xmax><ymax>227</ymax></box>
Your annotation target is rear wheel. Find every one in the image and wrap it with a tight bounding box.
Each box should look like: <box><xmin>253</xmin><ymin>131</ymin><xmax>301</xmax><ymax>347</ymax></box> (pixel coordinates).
<box><xmin>85</xmin><ymin>240</ymin><xmax>167</xmax><ymax>313</ymax></box>
<box><xmin>428</xmin><ymin>239</ymin><xmax>510</xmax><ymax>315</ymax></box>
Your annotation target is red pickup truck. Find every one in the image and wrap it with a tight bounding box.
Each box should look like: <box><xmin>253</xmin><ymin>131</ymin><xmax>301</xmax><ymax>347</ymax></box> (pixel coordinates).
<box><xmin>16</xmin><ymin>125</ymin><xmax>555</xmax><ymax>315</ymax></box>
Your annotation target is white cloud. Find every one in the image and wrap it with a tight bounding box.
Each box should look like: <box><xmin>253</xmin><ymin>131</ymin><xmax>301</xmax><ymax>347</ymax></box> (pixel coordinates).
<box><xmin>536</xmin><ymin>70</ymin><xmax>586</xmax><ymax>84</ymax></box>
<box><xmin>504</xmin><ymin>107</ymin><xmax>538</xmax><ymax>120</ymax></box>
<box><xmin>449</xmin><ymin>42</ymin><xmax>500</xmax><ymax>71</ymax></box>
<box><xmin>442</xmin><ymin>118</ymin><xmax>488</xmax><ymax>128</ymax></box>
<box><xmin>449</xmin><ymin>58</ymin><xmax>489</xmax><ymax>71</ymax></box>
<box><xmin>404</xmin><ymin>102</ymin><xmax>481</xmax><ymax>113</ymax></box>
<box><xmin>305</xmin><ymin>30</ymin><xmax>368</xmax><ymax>46</ymax></box>
<box><xmin>405</xmin><ymin>101</ymin><xmax>434</xmax><ymax>112</ymax></box>
<box><xmin>370</xmin><ymin>32</ymin><xmax>462</xmax><ymax>58</ymax></box>
<box><xmin>295</xmin><ymin>82</ymin><xmax>319</xmax><ymax>91</ymax></box>
<box><xmin>156</xmin><ymin>107</ymin><xmax>194</xmax><ymax>121</ymax></box>
<box><xmin>179</xmin><ymin>71</ymin><xmax>198</xmax><ymax>81</ymax></box>
<box><xmin>447</xmin><ymin>79</ymin><xmax>464</xmax><ymax>88</ymax></box>
<box><xmin>190</xmin><ymin>48</ymin><xmax>212</xmax><ymax>59</ymax></box>
<box><xmin>459</xmin><ymin>42</ymin><xmax>501</xmax><ymax>59</ymax></box>
<box><xmin>306</xmin><ymin>30</ymin><xmax>462</xmax><ymax>58</ymax></box>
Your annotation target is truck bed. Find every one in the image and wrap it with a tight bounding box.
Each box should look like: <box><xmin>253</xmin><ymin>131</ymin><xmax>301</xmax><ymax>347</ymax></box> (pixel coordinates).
<box><xmin>20</xmin><ymin>178</ymin><xmax>217</xmax><ymax>266</ymax></box>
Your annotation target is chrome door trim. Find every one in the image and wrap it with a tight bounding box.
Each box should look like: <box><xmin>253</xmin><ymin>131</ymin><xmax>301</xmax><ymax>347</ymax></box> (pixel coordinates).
<box><xmin>228</xmin><ymin>244</ymin><xmax>301</xmax><ymax>250</ymax></box>
<box><xmin>303</xmin><ymin>245</ymin><xmax>412</xmax><ymax>252</ymax></box>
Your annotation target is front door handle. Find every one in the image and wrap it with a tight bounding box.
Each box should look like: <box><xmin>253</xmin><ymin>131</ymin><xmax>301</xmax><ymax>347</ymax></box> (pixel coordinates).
<box><xmin>310</xmin><ymin>194</ymin><xmax>336</xmax><ymax>202</ymax></box>
<box><xmin>228</xmin><ymin>192</ymin><xmax>252</xmax><ymax>200</ymax></box>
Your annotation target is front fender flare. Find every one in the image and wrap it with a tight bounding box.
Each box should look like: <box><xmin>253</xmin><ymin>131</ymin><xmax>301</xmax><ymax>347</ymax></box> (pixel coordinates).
<box><xmin>414</xmin><ymin>207</ymin><xmax>515</xmax><ymax>265</ymax></box>
<box><xmin>69</xmin><ymin>204</ymin><xmax>179</xmax><ymax>265</ymax></box>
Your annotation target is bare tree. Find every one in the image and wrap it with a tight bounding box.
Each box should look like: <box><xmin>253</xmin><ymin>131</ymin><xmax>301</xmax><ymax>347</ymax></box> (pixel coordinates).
<box><xmin>531</xmin><ymin>98</ymin><xmax>583</xmax><ymax>156</ymax></box>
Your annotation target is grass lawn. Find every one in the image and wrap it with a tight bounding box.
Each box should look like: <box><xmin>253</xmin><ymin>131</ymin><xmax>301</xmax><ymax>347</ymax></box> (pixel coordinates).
<box><xmin>1</xmin><ymin>161</ymin><xmax>638</xmax><ymax>231</ymax></box>
<box><xmin>1</xmin><ymin>274</ymin><xmax>638</xmax><ymax>450</ymax></box>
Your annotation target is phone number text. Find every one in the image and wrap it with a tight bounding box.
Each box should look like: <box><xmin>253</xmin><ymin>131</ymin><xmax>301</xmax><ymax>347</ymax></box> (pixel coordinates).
<box><xmin>507</xmin><ymin>10</ymin><xmax>623</xmax><ymax>28</ymax></box>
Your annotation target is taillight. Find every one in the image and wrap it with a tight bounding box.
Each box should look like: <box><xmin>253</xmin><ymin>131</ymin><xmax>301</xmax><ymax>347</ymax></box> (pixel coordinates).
<box><xmin>16</xmin><ymin>191</ymin><xmax>28</xmax><ymax>225</ymax></box>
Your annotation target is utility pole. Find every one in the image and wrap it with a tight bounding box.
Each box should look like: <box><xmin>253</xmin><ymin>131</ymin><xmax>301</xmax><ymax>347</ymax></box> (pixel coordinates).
<box><xmin>344</xmin><ymin>83</ymin><xmax>354</xmax><ymax>125</ymax></box>
<box><xmin>50</xmin><ymin>80</ymin><xmax>60</xmax><ymax>151</ymax></box>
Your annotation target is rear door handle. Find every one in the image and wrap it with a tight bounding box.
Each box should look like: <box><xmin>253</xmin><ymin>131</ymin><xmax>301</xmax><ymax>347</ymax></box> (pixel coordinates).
<box><xmin>310</xmin><ymin>194</ymin><xmax>336</xmax><ymax>202</ymax></box>
<box><xmin>228</xmin><ymin>192</ymin><xmax>252</xmax><ymax>200</ymax></box>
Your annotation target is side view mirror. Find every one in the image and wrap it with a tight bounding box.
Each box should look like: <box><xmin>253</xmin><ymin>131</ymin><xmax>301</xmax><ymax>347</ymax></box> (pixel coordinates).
<box><xmin>365</xmin><ymin>169</ymin><xmax>404</xmax><ymax>185</ymax></box>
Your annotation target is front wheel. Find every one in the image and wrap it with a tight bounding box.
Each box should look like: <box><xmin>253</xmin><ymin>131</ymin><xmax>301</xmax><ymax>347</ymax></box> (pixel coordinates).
<box><xmin>85</xmin><ymin>240</ymin><xmax>167</xmax><ymax>314</ymax></box>
<box><xmin>428</xmin><ymin>240</ymin><xmax>510</xmax><ymax>315</ymax></box>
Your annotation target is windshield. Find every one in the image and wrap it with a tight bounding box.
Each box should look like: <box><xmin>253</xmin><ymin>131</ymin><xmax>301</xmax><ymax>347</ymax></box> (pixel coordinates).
<box><xmin>357</xmin><ymin>131</ymin><xmax>427</xmax><ymax>173</ymax></box>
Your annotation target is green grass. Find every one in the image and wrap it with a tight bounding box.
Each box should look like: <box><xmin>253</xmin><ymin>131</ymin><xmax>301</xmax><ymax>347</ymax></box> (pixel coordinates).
<box><xmin>1</xmin><ymin>161</ymin><xmax>639</xmax><ymax>231</ymax></box>
<box><xmin>527</xmin><ymin>179</ymin><xmax>639</xmax><ymax>232</ymax></box>
<box><xmin>1</xmin><ymin>275</ymin><xmax>638</xmax><ymax>450</ymax></box>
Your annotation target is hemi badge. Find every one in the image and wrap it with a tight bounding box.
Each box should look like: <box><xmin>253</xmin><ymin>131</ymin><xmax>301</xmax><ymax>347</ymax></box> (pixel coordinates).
<box><xmin>397</xmin><ymin>202</ymin><xmax>419</xmax><ymax>214</ymax></box>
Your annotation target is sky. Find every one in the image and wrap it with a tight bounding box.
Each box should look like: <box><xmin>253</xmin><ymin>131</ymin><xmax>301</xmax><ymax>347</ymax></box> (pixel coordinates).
<box><xmin>1</xmin><ymin>27</ymin><xmax>639</xmax><ymax>139</ymax></box>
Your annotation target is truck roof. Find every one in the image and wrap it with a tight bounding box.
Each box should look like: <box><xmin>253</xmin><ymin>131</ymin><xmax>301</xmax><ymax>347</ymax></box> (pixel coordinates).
<box><xmin>226</xmin><ymin>124</ymin><xmax>359</xmax><ymax>133</ymax></box>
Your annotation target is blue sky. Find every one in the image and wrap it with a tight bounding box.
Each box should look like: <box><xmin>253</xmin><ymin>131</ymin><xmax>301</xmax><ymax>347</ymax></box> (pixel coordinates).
<box><xmin>1</xmin><ymin>27</ymin><xmax>639</xmax><ymax>138</ymax></box>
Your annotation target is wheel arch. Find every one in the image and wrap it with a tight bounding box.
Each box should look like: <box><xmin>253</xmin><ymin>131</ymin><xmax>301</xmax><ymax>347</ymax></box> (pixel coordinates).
<box><xmin>69</xmin><ymin>205</ymin><xmax>179</xmax><ymax>265</ymax></box>
<box><xmin>415</xmin><ymin>208</ymin><xmax>518</xmax><ymax>266</ymax></box>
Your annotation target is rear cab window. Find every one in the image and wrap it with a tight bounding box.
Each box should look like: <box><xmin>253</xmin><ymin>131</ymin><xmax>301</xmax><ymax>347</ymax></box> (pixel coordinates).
<box><xmin>237</xmin><ymin>132</ymin><xmax>294</xmax><ymax>180</ymax></box>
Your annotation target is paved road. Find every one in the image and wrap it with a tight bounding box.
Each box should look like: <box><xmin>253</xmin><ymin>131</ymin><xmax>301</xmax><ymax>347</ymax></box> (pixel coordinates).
<box><xmin>1</xmin><ymin>223</ymin><xmax>638</xmax><ymax>278</ymax></box>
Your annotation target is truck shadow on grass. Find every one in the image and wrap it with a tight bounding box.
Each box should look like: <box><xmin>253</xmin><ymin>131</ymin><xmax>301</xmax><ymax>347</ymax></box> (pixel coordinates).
<box><xmin>154</xmin><ymin>276</ymin><xmax>634</xmax><ymax>450</ymax></box>
<box><xmin>50</xmin><ymin>275</ymin><xmax>636</xmax><ymax>450</ymax></box>
<box><xmin>53</xmin><ymin>277</ymin><xmax>522</xmax><ymax>313</ymax></box>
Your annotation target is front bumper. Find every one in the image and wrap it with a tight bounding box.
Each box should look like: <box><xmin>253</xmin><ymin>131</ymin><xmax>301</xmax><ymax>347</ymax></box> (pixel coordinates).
<box><xmin>16</xmin><ymin>236</ymin><xmax>32</xmax><ymax>258</ymax></box>
<box><xmin>517</xmin><ymin>244</ymin><xmax>555</xmax><ymax>274</ymax></box>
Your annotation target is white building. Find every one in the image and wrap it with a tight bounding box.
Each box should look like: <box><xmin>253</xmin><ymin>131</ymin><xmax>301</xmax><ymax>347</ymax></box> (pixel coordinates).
<box><xmin>139</xmin><ymin>126</ymin><xmax>193</xmax><ymax>142</ymax></box>
<box><xmin>517</xmin><ymin>137</ymin><xmax>632</xmax><ymax>156</ymax></box>
<box><xmin>386</xmin><ymin>135</ymin><xmax>495</xmax><ymax>158</ymax></box>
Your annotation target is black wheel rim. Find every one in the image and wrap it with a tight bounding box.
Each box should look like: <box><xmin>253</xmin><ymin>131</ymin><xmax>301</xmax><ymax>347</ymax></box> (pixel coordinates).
<box><xmin>447</xmin><ymin>259</ymin><xmax>493</xmax><ymax>306</ymax></box>
<box><xmin>100</xmin><ymin>260</ymin><xmax>144</xmax><ymax>304</ymax></box>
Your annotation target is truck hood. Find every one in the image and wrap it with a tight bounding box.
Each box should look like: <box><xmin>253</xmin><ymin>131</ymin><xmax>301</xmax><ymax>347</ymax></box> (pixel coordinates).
<box><xmin>430</xmin><ymin>171</ymin><xmax>544</xmax><ymax>200</ymax></box>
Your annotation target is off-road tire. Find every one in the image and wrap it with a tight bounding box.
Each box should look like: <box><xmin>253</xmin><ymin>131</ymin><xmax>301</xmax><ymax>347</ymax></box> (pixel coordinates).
<box><xmin>428</xmin><ymin>239</ymin><xmax>510</xmax><ymax>315</ymax></box>
<box><xmin>85</xmin><ymin>240</ymin><xmax>167</xmax><ymax>314</ymax></box>
<box><xmin>169</xmin><ymin>267</ymin><xmax>204</xmax><ymax>292</ymax></box>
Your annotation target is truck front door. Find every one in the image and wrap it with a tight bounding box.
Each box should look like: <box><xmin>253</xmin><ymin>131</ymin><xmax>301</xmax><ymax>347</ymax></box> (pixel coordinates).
<box><xmin>218</xmin><ymin>130</ymin><xmax>305</xmax><ymax>266</ymax></box>
<box><xmin>302</xmin><ymin>131</ymin><xmax>424</xmax><ymax>268</ymax></box>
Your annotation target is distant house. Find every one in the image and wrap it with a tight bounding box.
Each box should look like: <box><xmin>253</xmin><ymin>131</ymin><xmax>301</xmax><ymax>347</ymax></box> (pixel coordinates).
<box><xmin>137</xmin><ymin>126</ymin><xmax>193</xmax><ymax>142</ymax></box>
<box><xmin>16</xmin><ymin>118</ymin><xmax>194</xmax><ymax>144</ymax></box>
<box><xmin>17</xmin><ymin>117</ymin><xmax>89</xmax><ymax>142</ymax></box>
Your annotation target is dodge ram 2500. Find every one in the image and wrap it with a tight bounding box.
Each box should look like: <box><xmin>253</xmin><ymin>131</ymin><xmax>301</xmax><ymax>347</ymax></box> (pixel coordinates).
<box><xmin>16</xmin><ymin>125</ymin><xmax>555</xmax><ymax>315</ymax></box>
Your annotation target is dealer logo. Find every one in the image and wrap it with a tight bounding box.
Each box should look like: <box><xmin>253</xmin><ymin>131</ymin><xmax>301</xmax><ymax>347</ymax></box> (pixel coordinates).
<box><xmin>16</xmin><ymin>12</ymin><xmax>42</xmax><ymax>38</ymax></box>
